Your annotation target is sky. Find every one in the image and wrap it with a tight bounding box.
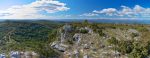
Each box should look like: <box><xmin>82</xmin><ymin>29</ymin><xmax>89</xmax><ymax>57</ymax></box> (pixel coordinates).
<box><xmin>0</xmin><ymin>0</ymin><xmax>150</xmax><ymax>20</ymax></box>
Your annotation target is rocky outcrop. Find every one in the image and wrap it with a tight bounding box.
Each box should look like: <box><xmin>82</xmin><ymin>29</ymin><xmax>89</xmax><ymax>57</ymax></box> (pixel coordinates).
<box><xmin>0</xmin><ymin>51</ymin><xmax>39</xmax><ymax>58</ymax></box>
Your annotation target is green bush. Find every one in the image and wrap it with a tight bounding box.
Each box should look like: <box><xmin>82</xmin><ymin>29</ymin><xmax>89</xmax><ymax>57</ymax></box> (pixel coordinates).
<box><xmin>80</xmin><ymin>29</ymin><xmax>88</xmax><ymax>34</ymax></box>
<box><xmin>107</xmin><ymin>37</ymin><xmax>118</xmax><ymax>45</ymax></box>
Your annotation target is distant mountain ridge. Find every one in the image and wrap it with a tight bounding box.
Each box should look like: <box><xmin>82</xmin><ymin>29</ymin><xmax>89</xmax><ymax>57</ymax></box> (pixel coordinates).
<box><xmin>1</xmin><ymin>19</ymin><xmax>150</xmax><ymax>24</ymax></box>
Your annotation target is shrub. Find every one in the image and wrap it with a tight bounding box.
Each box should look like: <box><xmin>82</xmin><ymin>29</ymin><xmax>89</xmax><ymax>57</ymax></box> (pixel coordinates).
<box><xmin>80</xmin><ymin>29</ymin><xmax>88</xmax><ymax>34</ymax></box>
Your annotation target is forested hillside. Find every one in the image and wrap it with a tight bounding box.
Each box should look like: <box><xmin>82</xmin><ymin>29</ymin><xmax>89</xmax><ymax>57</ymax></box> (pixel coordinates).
<box><xmin>0</xmin><ymin>20</ymin><xmax>63</xmax><ymax>58</ymax></box>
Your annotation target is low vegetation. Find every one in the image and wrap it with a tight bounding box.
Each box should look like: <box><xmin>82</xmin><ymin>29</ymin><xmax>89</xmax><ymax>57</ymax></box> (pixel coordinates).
<box><xmin>0</xmin><ymin>20</ymin><xmax>150</xmax><ymax>58</ymax></box>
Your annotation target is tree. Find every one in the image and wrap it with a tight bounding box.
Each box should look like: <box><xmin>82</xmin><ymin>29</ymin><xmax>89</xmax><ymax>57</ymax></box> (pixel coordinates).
<box><xmin>107</xmin><ymin>37</ymin><xmax>118</xmax><ymax>45</ymax></box>
<box><xmin>97</xmin><ymin>29</ymin><xmax>105</xmax><ymax>36</ymax></box>
<box><xmin>83</xmin><ymin>20</ymin><xmax>89</xmax><ymax>26</ymax></box>
<box><xmin>80</xmin><ymin>29</ymin><xmax>88</xmax><ymax>34</ymax></box>
<box><xmin>117</xmin><ymin>41</ymin><xmax>133</xmax><ymax>54</ymax></box>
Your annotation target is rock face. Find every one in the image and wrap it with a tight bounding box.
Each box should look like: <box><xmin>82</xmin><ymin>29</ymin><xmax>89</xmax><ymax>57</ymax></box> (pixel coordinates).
<box><xmin>51</xmin><ymin>42</ymin><xmax>67</xmax><ymax>52</ymax></box>
<box><xmin>63</xmin><ymin>24</ymin><xmax>72</xmax><ymax>32</ymax></box>
<box><xmin>60</xmin><ymin>33</ymin><xmax>65</xmax><ymax>43</ymax></box>
<box><xmin>0</xmin><ymin>53</ymin><xmax>5</xmax><ymax>58</ymax></box>
<box><xmin>0</xmin><ymin>51</ymin><xmax>39</xmax><ymax>58</ymax></box>
<box><xmin>73</xmin><ymin>34</ymin><xmax>81</xmax><ymax>45</ymax></box>
<box><xmin>10</xmin><ymin>51</ymin><xmax>20</xmax><ymax>58</ymax></box>
<box><xmin>83</xmin><ymin>55</ymin><xmax>89</xmax><ymax>58</ymax></box>
<box><xmin>55</xmin><ymin>32</ymin><xmax>104</xmax><ymax>58</ymax></box>
<box><xmin>51</xmin><ymin>25</ymin><xmax>143</xmax><ymax>58</ymax></box>
<box><xmin>51</xmin><ymin>25</ymin><xmax>102</xmax><ymax>58</ymax></box>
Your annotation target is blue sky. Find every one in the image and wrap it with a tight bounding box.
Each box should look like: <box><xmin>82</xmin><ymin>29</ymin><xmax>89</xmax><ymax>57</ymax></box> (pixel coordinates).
<box><xmin>0</xmin><ymin>0</ymin><xmax>150</xmax><ymax>19</ymax></box>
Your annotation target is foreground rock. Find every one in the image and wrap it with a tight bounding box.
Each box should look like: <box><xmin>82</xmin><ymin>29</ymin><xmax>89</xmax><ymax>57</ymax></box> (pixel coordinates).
<box><xmin>0</xmin><ymin>51</ymin><xmax>39</xmax><ymax>58</ymax></box>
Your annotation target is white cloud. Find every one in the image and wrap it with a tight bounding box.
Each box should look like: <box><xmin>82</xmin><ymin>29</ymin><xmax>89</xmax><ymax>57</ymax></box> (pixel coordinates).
<box><xmin>93</xmin><ymin>8</ymin><xmax>117</xmax><ymax>16</ymax></box>
<box><xmin>84</xmin><ymin>5</ymin><xmax>150</xmax><ymax>18</ymax></box>
<box><xmin>134</xmin><ymin>5</ymin><xmax>145</xmax><ymax>13</ymax></box>
<box><xmin>118</xmin><ymin>5</ymin><xmax>134</xmax><ymax>16</ymax></box>
<box><xmin>0</xmin><ymin>0</ymin><xmax>70</xmax><ymax>19</ymax></box>
<box><xmin>117</xmin><ymin>5</ymin><xmax>150</xmax><ymax>17</ymax></box>
<box><xmin>80</xmin><ymin>13</ymin><xmax>98</xmax><ymax>16</ymax></box>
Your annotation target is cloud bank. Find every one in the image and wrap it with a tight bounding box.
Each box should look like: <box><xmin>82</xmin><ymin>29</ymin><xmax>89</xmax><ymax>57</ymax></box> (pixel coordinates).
<box><xmin>80</xmin><ymin>13</ymin><xmax>98</xmax><ymax>16</ymax></box>
<box><xmin>0</xmin><ymin>0</ymin><xmax>70</xmax><ymax>19</ymax></box>
<box><xmin>81</xmin><ymin>5</ymin><xmax>150</xmax><ymax>18</ymax></box>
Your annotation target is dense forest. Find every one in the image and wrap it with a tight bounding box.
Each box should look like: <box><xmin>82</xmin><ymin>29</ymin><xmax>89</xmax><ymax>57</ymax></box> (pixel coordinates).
<box><xmin>0</xmin><ymin>20</ymin><xmax>63</xmax><ymax>57</ymax></box>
